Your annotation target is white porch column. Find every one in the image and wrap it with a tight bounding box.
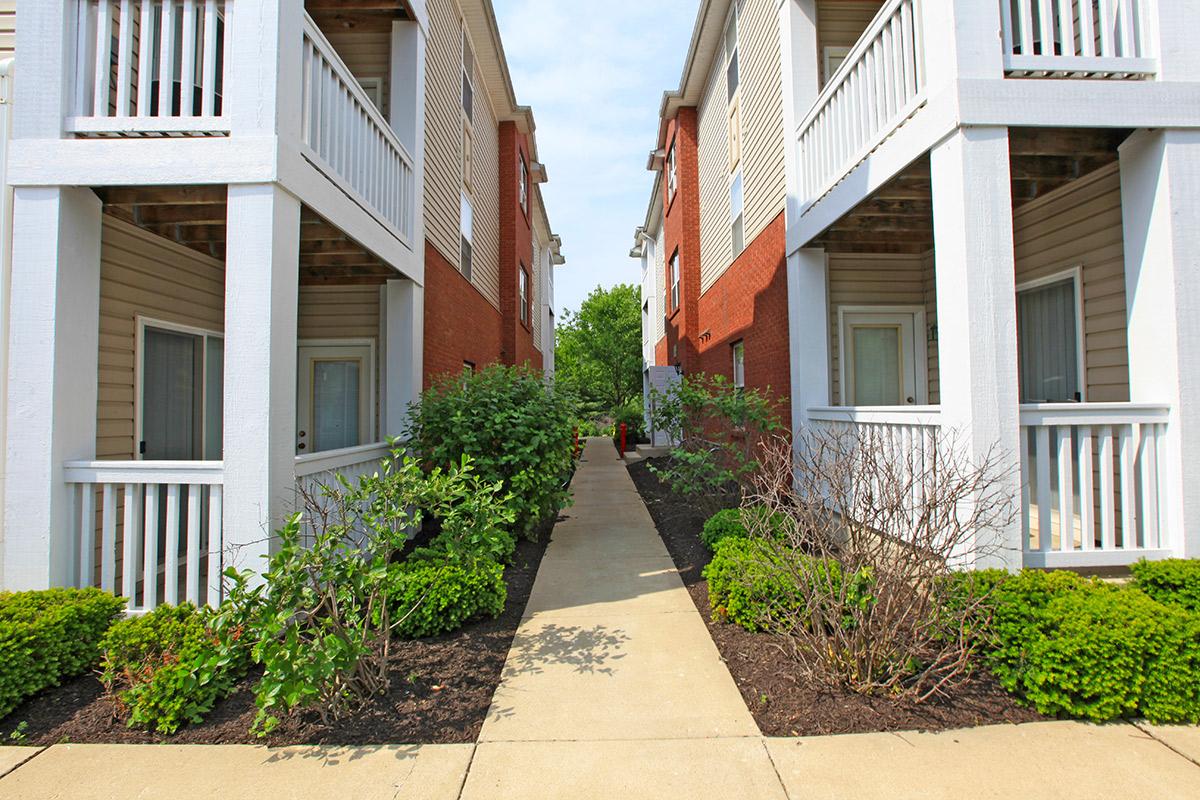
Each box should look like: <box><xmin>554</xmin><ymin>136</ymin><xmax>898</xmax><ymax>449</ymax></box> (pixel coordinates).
<box><xmin>390</xmin><ymin>16</ymin><xmax>428</xmax><ymax>279</ymax></box>
<box><xmin>3</xmin><ymin>187</ymin><xmax>102</xmax><ymax>590</ymax></box>
<box><xmin>786</xmin><ymin>247</ymin><xmax>830</xmax><ymax>437</ymax></box>
<box><xmin>778</xmin><ymin>0</ymin><xmax>819</xmax><ymax>253</ymax></box>
<box><xmin>384</xmin><ymin>279</ymin><xmax>424</xmax><ymax>438</ymax></box>
<box><xmin>1119</xmin><ymin>129</ymin><xmax>1200</xmax><ymax>558</ymax></box>
<box><xmin>222</xmin><ymin>184</ymin><xmax>300</xmax><ymax>570</ymax></box>
<box><xmin>930</xmin><ymin>127</ymin><xmax>1023</xmax><ymax>571</ymax></box>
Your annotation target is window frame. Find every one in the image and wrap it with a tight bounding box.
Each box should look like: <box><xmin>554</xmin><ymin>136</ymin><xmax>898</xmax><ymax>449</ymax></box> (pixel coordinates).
<box><xmin>1015</xmin><ymin>267</ymin><xmax>1086</xmax><ymax>403</ymax></box>
<box><xmin>731</xmin><ymin>340</ymin><xmax>745</xmax><ymax>389</ymax></box>
<box><xmin>668</xmin><ymin>250</ymin><xmax>681</xmax><ymax>314</ymax></box>
<box><xmin>519</xmin><ymin>154</ymin><xmax>529</xmax><ymax>215</ymax></box>
<box><xmin>730</xmin><ymin>168</ymin><xmax>745</xmax><ymax>256</ymax></box>
<box><xmin>666</xmin><ymin>138</ymin><xmax>678</xmax><ymax>201</ymax></box>
<box><xmin>134</xmin><ymin>316</ymin><xmax>224</xmax><ymax>462</ymax></box>
<box><xmin>461</xmin><ymin>27</ymin><xmax>475</xmax><ymax>125</ymax></box>
<box><xmin>519</xmin><ymin>265</ymin><xmax>530</xmax><ymax>326</ymax></box>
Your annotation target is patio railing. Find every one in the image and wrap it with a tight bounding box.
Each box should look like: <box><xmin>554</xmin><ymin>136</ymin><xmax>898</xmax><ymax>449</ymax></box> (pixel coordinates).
<box><xmin>1001</xmin><ymin>0</ymin><xmax>1156</xmax><ymax>78</ymax></box>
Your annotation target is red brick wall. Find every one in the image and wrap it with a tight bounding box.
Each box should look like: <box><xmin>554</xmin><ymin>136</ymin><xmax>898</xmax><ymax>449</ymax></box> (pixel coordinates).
<box><xmin>695</xmin><ymin>212</ymin><xmax>791</xmax><ymax>424</ymax></box>
<box><xmin>662</xmin><ymin>109</ymin><xmax>702</xmax><ymax>373</ymax></box>
<box><xmin>498</xmin><ymin>121</ymin><xmax>540</xmax><ymax>371</ymax></box>
<box><xmin>421</xmin><ymin>240</ymin><xmax>503</xmax><ymax>389</ymax></box>
<box><xmin>654</xmin><ymin>336</ymin><xmax>668</xmax><ymax>367</ymax></box>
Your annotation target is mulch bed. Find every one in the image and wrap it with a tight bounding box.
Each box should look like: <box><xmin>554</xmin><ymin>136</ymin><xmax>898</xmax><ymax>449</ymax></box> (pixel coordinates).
<box><xmin>0</xmin><ymin>521</ymin><xmax>554</xmax><ymax>747</ymax></box>
<box><xmin>627</xmin><ymin>457</ymin><xmax>1045</xmax><ymax>737</ymax></box>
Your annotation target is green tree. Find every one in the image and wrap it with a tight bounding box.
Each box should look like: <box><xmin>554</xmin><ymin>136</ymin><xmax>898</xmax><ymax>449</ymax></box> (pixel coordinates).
<box><xmin>555</xmin><ymin>283</ymin><xmax>643</xmax><ymax>416</ymax></box>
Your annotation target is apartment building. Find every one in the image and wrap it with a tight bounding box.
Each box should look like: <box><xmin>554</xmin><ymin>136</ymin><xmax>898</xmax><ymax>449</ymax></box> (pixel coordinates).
<box><xmin>0</xmin><ymin>0</ymin><xmax>562</xmax><ymax>611</ymax></box>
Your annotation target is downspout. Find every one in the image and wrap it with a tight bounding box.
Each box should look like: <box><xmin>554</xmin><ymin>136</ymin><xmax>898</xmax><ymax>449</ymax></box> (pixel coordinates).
<box><xmin>0</xmin><ymin>58</ymin><xmax>15</xmax><ymax>581</ymax></box>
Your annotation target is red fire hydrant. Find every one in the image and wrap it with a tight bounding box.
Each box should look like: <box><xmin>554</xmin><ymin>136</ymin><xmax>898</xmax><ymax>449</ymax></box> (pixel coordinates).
<box><xmin>619</xmin><ymin>423</ymin><xmax>627</xmax><ymax>457</ymax></box>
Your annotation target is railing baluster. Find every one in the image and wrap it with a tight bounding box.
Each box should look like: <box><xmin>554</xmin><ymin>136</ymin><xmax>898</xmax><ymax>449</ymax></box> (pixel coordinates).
<box><xmin>1078</xmin><ymin>0</ymin><xmax>1097</xmax><ymax>57</ymax></box>
<box><xmin>201</xmin><ymin>0</ymin><xmax>219</xmax><ymax>116</ymax></box>
<box><xmin>1097</xmin><ymin>0</ymin><xmax>1116</xmax><ymax>58</ymax></box>
<box><xmin>1140</xmin><ymin>424</ymin><xmax>1160</xmax><ymax>549</ymax></box>
<box><xmin>1057</xmin><ymin>425</ymin><xmax>1075</xmax><ymax>550</ymax></box>
<box><xmin>1056</xmin><ymin>0</ymin><xmax>1076</xmax><ymax>58</ymax></box>
<box><xmin>93</xmin><ymin>0</ymin><xmax>114</xmax><ymax>117</ymax></box>
<box><xmin>122</xmin><ymin>483</ymin><xmax>140</xmax><ymax>604</ymax></box>
<box><xmin>136</xmin><ymin>0</ymin><xmax>154</xmax><ymax>116</ymax></box>
<box><xmin>115</xmin><ymin>0</ymin><xmax>134</xmax><ymax>116</ymax></box>
<box><xmin>143</xmin><ymin>485</ymin><xmax>160</xmax><ymax>609</ymax></box>
<box><xmin>1019</xmin><ymin>426</ymin><xmax>1031</xmax><ymax>549</ymax></box>
<box><xmin>1117</xmin><ymin>0</ymin><xmax>1136</xmax><ymax>57</ymax></box>
<box><xmin>1001</xmin><ymin>0</ymin><xmax>1016</xmax><ymax>54</ymax></box>
<box><xmin>79</xmin><ymin>484</ymin><xmax>96</xmax><ymax>587</ymax></box>
<box><xmin>206</xmin><ymin>484</ymin><xmax>223</xmax><ymax>607</ymax></box>
<box><xmin>1119</xmin><ymin>424</ymin><xmax>1138</xmax><ymax>547</ymax></box>
<box><xmin>101</xmin><ymin>483</ymin><xmax>118</xmax><ymax>591</ymax></box>
<box><xmin>1078</xmin><ymin>425</ymin><xmax>1095</xmax><ymax>550</ymax></box>
<box><xmin>180</xmin><ymin>0</ymin><xmax>198</xmax><ymax>118</ymax></box>
<box><xmin>1035</xmin><ymin>425</ymin><xmax>1052</xmax><ymax>551</ymax></box>
<box><xmin>1037</xmin><ymin>0</ymin><xmax>1056</xmax><ymax>58</ymax></box>
<box><xmin>164</xmin><ymin>483</ymin><xmax>181</xmax><ymax>604</ymax></box>
<box><xmin>186</xmin><ymin>483</ymin><xmax>201</xmax><ymax>605</ymax></box>
<box><xmin>1017</xmin><ymin>0</ymin><xmax>1036</xmax><ymax>59</ymax></box>
<box><xmin>1098</xmin><ymin>426</ymin><xmax>1116</xmax><ymax>550</ymax></box>
<box><xmin>157</xmin><ymin>0</ymin><xmax>176</xmax><ymax>117</ymax></box>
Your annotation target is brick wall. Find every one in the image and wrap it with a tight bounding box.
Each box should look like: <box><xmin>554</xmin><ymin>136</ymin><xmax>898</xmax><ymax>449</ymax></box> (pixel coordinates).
<box><xmin>695</xmin><ymin>211</ymin><xmax>791</xmax><ymax>423</ymax></box>
<box><xmin>662</xmin><ymin>109</ymin><xmax>703</xmax><ymax>373</ymax></box>
<box><xmin>498</xmin><ymin>121</ymin><xmax>540</xmax><ymax>371</ymax></box>
<box><xmin>422</xmin><ymin>240</ymin><xmax>503</xmax><ymax>388</ymax></box>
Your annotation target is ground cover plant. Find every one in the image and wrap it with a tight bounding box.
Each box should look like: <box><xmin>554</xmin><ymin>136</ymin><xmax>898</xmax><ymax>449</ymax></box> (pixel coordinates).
<box><xmin>0</xmin><ymin>588</ymin><xmax>125</xmax><ymax>718</ymax></box>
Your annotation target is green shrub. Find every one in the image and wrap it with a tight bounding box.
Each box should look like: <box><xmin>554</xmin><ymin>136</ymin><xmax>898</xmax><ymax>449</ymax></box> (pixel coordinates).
<box><xmin>700</xmin><ymin>506</ymin><xmax>789</xmax><ymax>551</ymax></box>
<box><xmin>1131</xmin><ymin>559</ymin><xmax>1200</xmax><ymax>612</ymax></box>
<box><xmin>703</xmin><ymin>538</ymin><xmax>804</xmax><ymax>632</ymax></box>
<box><xmin>968</xmin><ymin>569</ymin><xmax>1200</xmax><ymax>724</ymax></box>
<box><xmin>612</xmin><ymin>404</ymin><xmax>646</xmax><ymax>446</ymax></box>
<box><xmin>387</xmin><ymin>559</ymin><xmax>506</xmax><ymax>639</ymax></box>
<box><xmin>0</xmin><ymin>588</ymin><xmax>126</xmax><ymax>717</ymax></box>
<box><xmin>100</xmin><ymin>603</ymin><xmax>248</xmax><ymax>734</ymax></box>
<box><xmin>407</xmin><ymin>365</ymin><xmax>574</xmax><ymax>538</ymax></box>
<box><xmin>409</xmin><ymin>456</ymin><xmax>518</xmax><ymax>565</ymax></box>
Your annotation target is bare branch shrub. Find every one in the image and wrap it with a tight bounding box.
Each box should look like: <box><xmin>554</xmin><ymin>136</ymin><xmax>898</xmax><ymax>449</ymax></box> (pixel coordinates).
<box><xmin>740</xmin><ymin>425</ymin><xmax>1019</xmax><ymax>701</ymax></box>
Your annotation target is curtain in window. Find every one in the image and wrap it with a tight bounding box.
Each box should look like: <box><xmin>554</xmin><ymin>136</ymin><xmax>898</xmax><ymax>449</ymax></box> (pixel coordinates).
<box><xmin>1017</xmin><ymin>279</ymin><xmax>1079</xmax><ymax>403</ymax></box>
<box><xmin>851</xmin><ymin>327</ymin><xmax>900</xmax><ymax>405</ymax></box>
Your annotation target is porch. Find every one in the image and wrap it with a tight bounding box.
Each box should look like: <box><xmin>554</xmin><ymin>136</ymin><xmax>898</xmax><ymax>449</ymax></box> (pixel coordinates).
<box><xmin>788</xmin><ymin>125</ymin><xmax>1195</xmax><ymax>570</ymax></box>
<box><xmin>3</xmin><ymin>185</ymin><xmax>423</xmax><ymax>610</ymax></box>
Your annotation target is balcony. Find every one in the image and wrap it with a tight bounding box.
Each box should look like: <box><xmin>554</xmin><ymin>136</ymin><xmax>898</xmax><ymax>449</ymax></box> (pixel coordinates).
<box><xmin>68</xmin><ymin>0</ymin><xmax>415</xmax><ymax>247</ymax></box>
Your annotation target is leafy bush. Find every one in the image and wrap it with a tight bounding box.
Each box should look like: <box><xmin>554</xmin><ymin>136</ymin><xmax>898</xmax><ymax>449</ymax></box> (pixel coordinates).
<box><xmin>969</xmin><ymin>569</ymin><xmax>1200</xmax><ymax>723</ymax></box>
<box><xmin>386</xmin><ymin>559</ymin><xmax>506</xmax><ymax>639</ymax></box>
<box><xmin>100</xmin><ymin>604</ymin><xmax>247</xmax><ymax>734</ymax></box>
<box><xmin>1131</xmin><ymin>558</ymin><xmax>1200</xmax><ymax>612</ymax></box>
<box><xmin>408</xmin><ymin>456</ymin><xmax>518</xmax><ymax>565</ymax></box>
<box><xmin>612</xmin><ymin>404</ymin><xmax>646</xmax><ymax>448</ymax></box>
<box><xmin>704</xmin><ymin>538</ymin><xmax>800</xmax><ymax>632</ymax></box>
<box><xmin>700</xmin><ymin>506</ymin><xmax>788</xmax><ymax>551</ymax></box>
<box><xmin>0</xmin><ymin>588</ymin><xmax>125</xmax><ymax>717</ymax></box>
<box><xmin>407</xmin><ymin>365</ymin><xmax>574</xmax><ymax>538</ymax></box>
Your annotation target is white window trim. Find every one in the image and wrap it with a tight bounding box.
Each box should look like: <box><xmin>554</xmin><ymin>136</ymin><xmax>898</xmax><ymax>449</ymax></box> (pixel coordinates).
<box><xmin>732</xmin><ymin>340</ymin><xmax>745</xmax><ymax>388</ymax></box>
<box><xmin>836</xmin><ymin>305</ymin><xmax>928</xmax><ymax>407</ymax></box>
<box><xmin>1015</xmin><ymin>266</ymin><xmax>1087</xmax><ymax>403</ymax></box>
<box><xmin>297</xmin><ymin>337</ymin><xmax>378</xmax><ymax>449</ymax></box>
<box><xmin>823</xmin><ymin>46</ymin><xmax>852</xmax><ymax>85</ymax></box>
<box><xmin>134</xmin><ymin>316</ymin><xmax>224</xmax><ymax>462</ymax></box>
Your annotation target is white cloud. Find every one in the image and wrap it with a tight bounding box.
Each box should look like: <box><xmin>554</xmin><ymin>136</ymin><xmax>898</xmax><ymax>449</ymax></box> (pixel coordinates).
<box><xmin>492</xmin><ymin>0</ymin><xmax>698</xmax><ymax>316</ymax></box>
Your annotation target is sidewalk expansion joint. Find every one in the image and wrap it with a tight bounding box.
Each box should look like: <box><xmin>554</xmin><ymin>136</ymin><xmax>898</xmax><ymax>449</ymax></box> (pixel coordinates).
<box><xmin>1134</xmin><ymin>722</ymin><xmax>1200</xmax><ymax>770</ymax></box>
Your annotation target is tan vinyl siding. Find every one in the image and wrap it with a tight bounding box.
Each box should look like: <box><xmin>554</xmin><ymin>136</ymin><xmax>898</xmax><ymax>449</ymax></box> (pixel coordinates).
<box><xmin>922</xmin><ymin>251</ymin><xmax>939</xmax><ymax>404</ymax></box>
<box><xmin>298</xmin><ymin>286</ymin><xmax>381</xmax><ymax>340</ymax></box>
<box><xmin>827</xmin><ymin>252</ymin><xmax>929</xmax><ymax>404</ymax></box>
<box><xmin>698</xmin><ymin>41</ymin><xmax>731</xmax><ymax>294</ymax></box>
<box><xmin>423</xmin><ymin>0</ymin><xmax>463</xmax><ymax>266</ymax></box>
<box><xmin>0</xmin><ymin>1</ymin><xmax>14</xmax><ymax>58</ymax></box>
<box><xmin>472</xmin><ymin>74</ymin><xmax>501</xmax><ymax>308</ymax></box>
<box><xmin>324</xmin><ymin>30</ymin><xmax>391</xmax><ymax>119</ymax></box>
<box><xmin>739</xmin><ymin>0</ymin><xmax>786</xmax><ymax>245</ymax></box>
<box><xmin>816</xmin><ymin>1</ymin><xmax>883</xmax><ymax>84</ymax></box>
<box><xmin>97</xmin><ymin>216</ymin><xmax>226</xmax><ymax>461</ymax></box>
<box><xmin>1013</xmin><ymin>163</ymin><xmax>1129</xmax><ymax>402</ymax></box>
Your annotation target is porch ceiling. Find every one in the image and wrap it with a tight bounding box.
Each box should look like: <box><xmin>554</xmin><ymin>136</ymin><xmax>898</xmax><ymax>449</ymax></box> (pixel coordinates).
<box><xmin>96</xmin><ymin>186</ymin><xmax>396</xmax><ymax>285</ymax></box>
<box><xmin>812</xmin><ymin>128</ymin><xmax>1132</xmax><ymax>255</ymax></box>
<box><xmin>305</xmin><ymin>0</ymin><xmax>414</xmax><ymax>34</ymax></box>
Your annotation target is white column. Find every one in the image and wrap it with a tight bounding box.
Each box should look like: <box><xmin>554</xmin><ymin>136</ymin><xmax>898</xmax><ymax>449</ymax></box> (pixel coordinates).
<box><xmin>1119</xmin><ymin>129</ymin><xmax>1200</xmax><ymax>558</ymax></box>
<box><xmin>1151</xmin><ymin>1</ymin><xmax>1200</xmax><ymax>82</ymax></box>
<box><xmin>787</xmin><ymin>247</ymin><xmax>830</xmax><ymax>437</ymax></box>
<box><xmin>930</xmin><ymin>127</ymin><xmax>1023</xmax><ymax>571</ymax></box>
<box><xmin>390</xmin><ymin>17</ymin><xmax>428</xmax><ymax>279</ymax></box>
<box><xmin>222</xmin><ymin>184</ymin><xmax>300</xmax><ymax>570</ymax></box>
<box><xmin>778</xmin><ymin>0</ymin><xmax>819</xmax><ymax>253</ymax></box>
<box><xmin>384</xmin><ymin>279</ymin><xmax>424</xmax><ymax>438</ymax></box>
<box><xmin>13</xmin><ymin>1</ymin><xmax>72</xmax><ymax>139</ymax></box>
<box><xmin>226</xmin><ymin>0</ymin><xmax>302</xmax><ymax>138</ymax></box>
<box><xmin>3</xmin><ymin>187</ymin><xmax>102</xmax><ymax>590</ymax></box>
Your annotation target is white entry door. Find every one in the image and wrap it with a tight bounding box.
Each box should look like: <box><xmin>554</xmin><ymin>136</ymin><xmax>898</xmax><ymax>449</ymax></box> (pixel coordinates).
<box><xmin>841</xmin><ymin>310</ymin><xmax>924</xmax><ymax>406</ymax></box>
<box><xmin>297</xmin><ymin>343</ymin><xmax>375</xmax><ymax>454</ymax></box>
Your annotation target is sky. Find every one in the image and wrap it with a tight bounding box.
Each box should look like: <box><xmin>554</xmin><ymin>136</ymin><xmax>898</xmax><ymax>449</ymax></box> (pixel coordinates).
<box><xmin>492</xmin><ymin>0</ymin><xmax>699</xmax><ymax>320</ymax></box>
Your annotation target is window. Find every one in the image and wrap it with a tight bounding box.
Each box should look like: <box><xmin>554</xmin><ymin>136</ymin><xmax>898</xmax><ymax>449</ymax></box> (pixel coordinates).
<box><xmin>730</xmin><ymin>170</ymin><xmax>744</xmax><ymax>255</ymax></box>
<box><xmin>359</xmin><ymin>77</ymin><xmax>384</xmax><ymax>113</ymax></box>
<box><xmin>519</xmin><ymin>266</ymin><xmax>530</xmax><ymax>325</ymax></box>
<box><xmin>462</xmin><ymin>30</ymin><xmax>475</xmax><ymax>123</ymax></box>
<box><xmin>728</xmin><ymin>100</ymin><xmax>742</xmax><ymax>171</ymax></box>
<box><xmin>463</xmin><ymin>360</ymin><xmax>476</xmax><ymax>373</ymax></box>
<box><xmin>460</xmin><ymin>192</ymin><xmax>474</xmax><ymax>281</ymax></box>
<box><xmin>519</xmin><ymin>156</ymin><xmax>529</xmax><ymax>213</ymax></box>
<box><xmin>462</xmin><ymin>122</ymin><xmax>474</xmax><ymax>189</ymax></box>
<box><xmin>732</xmin><ymin>340</ymin><xmax>745</xmax><ymax>389</ymax></box>
<box><xmin>668</xmin><ymin>251</ymin><xmax>680</xmax><ymax>312</ymax></box>
<box><xmin>1016</xmin><ymin>273</ymin><xmax>1083</xmax><ymax>403</ymax></box>
<box><xmin>725</xmin><ymin>12</ymin><xmax>739</xmax><ymax>102</ymax></box>
<box><xmin>139</xmin><ymin>321</ymin><xmax>224</xmax><ymax>461</ymax></box>
<box><xmin>823</xmin><ymin>47</ymin><xmax>851</xmax><ymax>85</ymax></box>
<box><xmin>666</xmin><ymin>139</ymin><xmax>678</xmax><ymax>199</ymax></box>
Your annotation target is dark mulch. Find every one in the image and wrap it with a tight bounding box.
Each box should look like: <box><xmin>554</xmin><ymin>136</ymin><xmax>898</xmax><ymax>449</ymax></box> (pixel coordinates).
<box><xmin>0</xmin><ymin>521</ymin><xmax>554</xmax><ymax>747</ymax></box>
<box><xmin>626</xmin><ymin>458</ymin><xmax>1045</xmax><ymax>737</ymax></box>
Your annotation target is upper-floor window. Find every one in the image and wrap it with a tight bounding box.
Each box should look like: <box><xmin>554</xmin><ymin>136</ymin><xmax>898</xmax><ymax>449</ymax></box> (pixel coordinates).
<box><xmin>519</xmin><ymin>155</ymin><xmax>529</xmax><ymax>213</ymax></box>
<box><xmin>519</xmin><ymin>266</ymin><xmax>530</xmax><ymax>325</ymax></box>
<box><xmin>732</xmin><ymin>340</ymin><xmax>745</xmax><ymax>389</ymax></box>
<box><xmin>668</xmin><ymin>251</ymin><xmax>680</xmax><ymax>312</ymax></box>
<box><xmin>730</xmin><ymin>170</ymin><xmax>744</xmax><ymax>255</ymax></box>
<box><xmin>666</xmin><ymin>139</ymin><xmax>678</xmax><ymax>200</ymax></box>
<box><xmin>725</xmin><ymin>9</ymin><xmax>743</xmax><ymax>174</ymax></box>
<box><xmin>725</xmin><ymin>12</ymin><xmax>739</xmax><ymax>103</ymax></box>
<box><xmin>460</xmin><ymin>192</ymin><xmax>474</xmax><ymax>281</ymax></box>
<box><xmin>462</xmin><ymin>30</ymin><xmax>475</xmax><ymax>124</ymax></box>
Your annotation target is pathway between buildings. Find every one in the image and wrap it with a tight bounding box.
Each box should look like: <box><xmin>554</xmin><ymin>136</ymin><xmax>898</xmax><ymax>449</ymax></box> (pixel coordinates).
<box><xmin>3</xmin><ymin>438</ymin><xmax>1200</xmax><ymax>798</ymax></box>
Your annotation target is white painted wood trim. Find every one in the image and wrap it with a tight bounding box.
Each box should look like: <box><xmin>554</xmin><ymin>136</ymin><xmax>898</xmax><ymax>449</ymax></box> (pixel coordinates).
<box><xmin>293</xmin><ymin>441</ymin><xmax>391</xmax><ymax>478</ymax></box>
<box><xmin>1018</xmin><ymin>402</ymin><xmax>1170</xmax><ymax>427</ymax></box>
<box><xmin>808</xmin><ymin>405</ymin><xmax>941</xmax><ymax>427</ymax></box>
<box><xmin>63</xmin><ymin>460</ymin><xmax>225</xmax><ymax>484</ymax></box>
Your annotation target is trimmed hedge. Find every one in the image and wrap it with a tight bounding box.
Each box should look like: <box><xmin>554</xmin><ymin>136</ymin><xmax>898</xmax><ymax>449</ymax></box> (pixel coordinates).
<box><xmin>1130</xmin><ymin>558</ymin><xmax>1200</xmax><ymax>613</ymax></box>
<box><xmin>387</xmin><ymin>559</ymin><xmax>506</xmax><ymax>639</ymax></box>
<box><xmin>0</xmin><ymin>588</ymin><xmax>126</xmax><ymax>718</ymax></box>
<box><xmin>699</xmin><ymin>506</ymin><xmax>789</xmax><ymax>551</ymax></box>
<box><xmin>100</xmin><ymin>603</ymin><xmax>248</xmax><ymax>734</ymax></box>
<box><xmin>968</xmin><ymin>569</ymin><xmax>1200</xmax><ymax>724</ymax></box>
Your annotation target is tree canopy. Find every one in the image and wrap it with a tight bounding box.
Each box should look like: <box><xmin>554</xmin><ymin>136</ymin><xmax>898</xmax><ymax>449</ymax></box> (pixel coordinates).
<box><xmin>555</xmin><ymin>283</ymin><xmax>642</xmax><ymax>418</ymax></box>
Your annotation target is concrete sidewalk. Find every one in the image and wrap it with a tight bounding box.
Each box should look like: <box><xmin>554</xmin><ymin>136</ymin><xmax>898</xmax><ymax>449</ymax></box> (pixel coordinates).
<box><xmin>2</xmin><ymin>439</ymin><xmax>1199</xmax><ymax>798</ymax></box>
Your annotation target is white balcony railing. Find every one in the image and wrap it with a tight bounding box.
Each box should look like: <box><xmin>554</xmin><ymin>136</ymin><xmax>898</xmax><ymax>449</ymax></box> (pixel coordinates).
<box><xmin>294</xmin><ymin>441</ymin><xmax>392</xmax><ymax>500</ymax></box>
<box><xmin>1020</xmin><ymin>403</ymin><xmax>1172</xmax><ymax>568</ymax></box>
<box><xmin>301</xmin><ymin>16</ymin><xmax>416</xmax><ymax>245</ymax></box>
<box><xmin>64</xmin><ymin>460</ymin><xmax>224</xmax><ymax>611</ymax></box>
<box><xmin>70</xmin><ymin>0</ymin><xmax>231</xmax><ymax>136</ymax></box>
<box><xmin>1001</xmin><ymin>0</ymin><xmax>1156</xmax><ymax>78</ymax></box>
<box><xmin>796</xmin><ymin>0</ymin><xmax>926</xmax><ymax>208</ymax></box>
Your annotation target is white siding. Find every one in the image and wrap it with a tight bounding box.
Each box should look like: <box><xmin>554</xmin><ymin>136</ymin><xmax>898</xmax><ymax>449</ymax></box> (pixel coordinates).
<box><xmin>423</xmin><ymin>0</ymin><xmax>465</xmax><ymax>268</ymax></box>
<box><xmin>740</xmin><ymin>0</ymin><xmax>787</xmax><ymax>245</ymax></box>
<box><xmin>697</xmin><ymin>42</ymin><xmax>731</xmax><ymax>293</ymax></box>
